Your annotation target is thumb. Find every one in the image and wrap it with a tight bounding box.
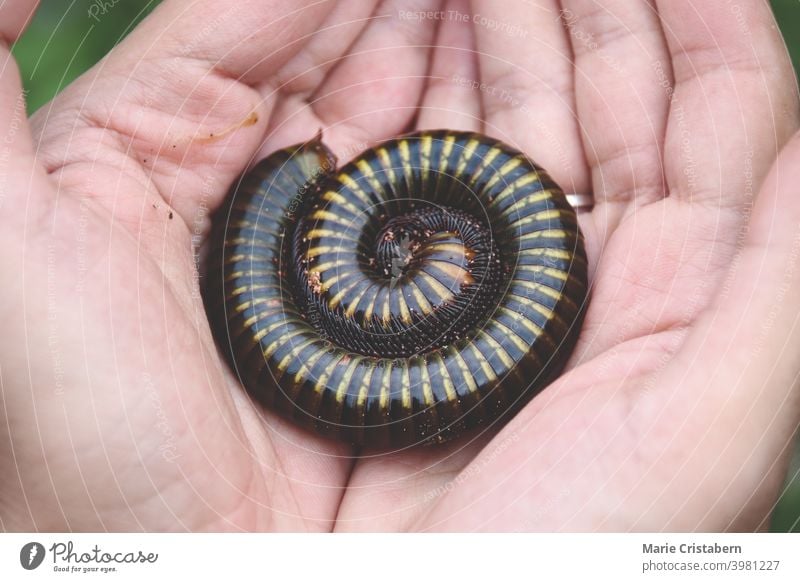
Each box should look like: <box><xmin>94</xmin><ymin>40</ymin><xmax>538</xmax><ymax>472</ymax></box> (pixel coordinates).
<box><xmin>680</xmin><ymin>130</ymin><xmax>800</xmax><ymax>439</ymax></box>
<box><xmin>653</xmin><ymin>130</ymin><xmax>800</xmax><ymax>528</ymax></box>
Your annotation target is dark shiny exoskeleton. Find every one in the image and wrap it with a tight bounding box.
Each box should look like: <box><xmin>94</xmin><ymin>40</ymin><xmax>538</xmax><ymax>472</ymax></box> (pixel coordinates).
<box><xmin>205</xmin><ymin>130</ymin><xmax>588</xmax><ymax>449</ymax></box>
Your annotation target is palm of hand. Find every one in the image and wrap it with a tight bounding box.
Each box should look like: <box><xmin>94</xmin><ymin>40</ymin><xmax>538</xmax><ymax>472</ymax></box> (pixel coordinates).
<box><xmin>3</xmin><ymin>0</ymin><xmax>798</xmax><ymax>532</ymax></box>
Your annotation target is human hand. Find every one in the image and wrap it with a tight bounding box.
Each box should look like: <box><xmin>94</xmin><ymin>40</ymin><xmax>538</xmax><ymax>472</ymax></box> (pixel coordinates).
<box><xmin>1</xmin><ymin>0</ymin><xmax>798</xmax><ymax>532</ymax></box>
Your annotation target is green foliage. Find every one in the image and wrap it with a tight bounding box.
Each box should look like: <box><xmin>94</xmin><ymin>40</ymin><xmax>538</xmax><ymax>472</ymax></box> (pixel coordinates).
<box><xmin>9</xmin><ymin>0</ymin><xmax>800</xmax><ymax>532</ymax></box>
<box><xmin>12</xmin><ymin>0</ymin><xmax>158</xmax><ymax>112</ymax></box>
<box><xmin>773</xmin><ymin>0</ymin><xmax>800</xmax><ymax>74</ymax></box>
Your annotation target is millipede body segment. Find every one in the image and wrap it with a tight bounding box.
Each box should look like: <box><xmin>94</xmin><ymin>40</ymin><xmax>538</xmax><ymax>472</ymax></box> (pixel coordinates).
<box><xmin>206</xmin><ymin>130</ymin><xmax>588</xmax><ymax>448</ymax></box>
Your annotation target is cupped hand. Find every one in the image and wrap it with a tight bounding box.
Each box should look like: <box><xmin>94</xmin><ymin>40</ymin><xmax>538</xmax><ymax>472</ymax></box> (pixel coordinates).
<box><xmin>1</xmin><ymin>0</ymin><xmax>799</xmax><ymax>532</ymax></box>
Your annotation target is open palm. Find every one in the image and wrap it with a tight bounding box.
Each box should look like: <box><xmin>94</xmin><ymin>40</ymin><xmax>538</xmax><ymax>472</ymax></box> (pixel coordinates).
<box><xmin>2</xmin><ymin>0</ymin><xmax>799</xmax><ymax>532</ymax></box>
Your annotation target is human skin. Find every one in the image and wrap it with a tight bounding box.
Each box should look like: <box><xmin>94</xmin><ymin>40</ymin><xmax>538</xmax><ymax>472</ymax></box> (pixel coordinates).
<box><xmin>0</xmin><ymin>0</ymin><xmax>799</xmax><ymax>531</ymax></box>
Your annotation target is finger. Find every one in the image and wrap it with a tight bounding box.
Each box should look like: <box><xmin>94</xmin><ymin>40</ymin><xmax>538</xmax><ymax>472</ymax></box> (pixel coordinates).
<box><xmin>645</xmin><ymin>132</ymin><xmax>800</xmax><ymax>530</ymax></box>
<box><xmin>470</xmin><ymin>0</ymin><xmax>589</xmax><ymax>194</ymax></box>
<box><xmin>30</xmin><ymin>0</ymin><xmax>336</xmax><ymax>224</ymax></box>
<box><xmin>561</xmin><ymin>0</ymin><xmax>671</xmax><ymax>228</ymax></box>
<box><xmin>1</xmin><ymin>0</ymin><xmax>38</xmax><ymax>160</ymax></box>
<box><xmin>119</xmin><ymin>0</ymin><xmax>335</xmax><ymax>83</ymax></box>
<box><xmin>656</xmin><ymin>0</ymin><xmax>800</xmax><ymax>207</ymax></box>
<box><xmin>259</xmin><ymin>0</ymin><xmax>442</xmax><ymax>160</ymax></box>
<box><xmin>295</xmin><ymin>0</ymin><xmax>443</xmax><ymax>155</ymax></box>
<box><xmin>271</xmin><ymin>0</ymin><xmax>380</xmax><ymax>96</ymax></box>
<box><xmin>416</xmin><ymin>0</ymin><xmax>481</xmax><ymax>132</ymax></box>
<box><xmin>0</xmin><ymin>0</ymin><xmax>37</xmax><ymax>43</ymax></box>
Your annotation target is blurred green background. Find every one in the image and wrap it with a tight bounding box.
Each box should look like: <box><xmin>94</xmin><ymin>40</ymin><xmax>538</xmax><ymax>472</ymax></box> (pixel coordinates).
<box><xmin>9</xmin><ymin>0</ymin><xmax>800</xmax><ymax>531</ymax></box>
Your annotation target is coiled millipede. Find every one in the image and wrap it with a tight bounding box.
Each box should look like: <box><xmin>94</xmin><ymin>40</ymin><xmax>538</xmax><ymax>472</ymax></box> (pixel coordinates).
<box><xmin>205</xmin><ymin>130</ymin><xmax>588</xmax><ymax>449</ymax></box>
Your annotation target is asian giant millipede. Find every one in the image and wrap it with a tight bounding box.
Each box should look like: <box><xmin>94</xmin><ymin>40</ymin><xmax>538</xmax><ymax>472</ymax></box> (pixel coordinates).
<box><xmin>205</xmin><ymin>130</ymin><xmax>589</xmax><ymax>449</ymax></box>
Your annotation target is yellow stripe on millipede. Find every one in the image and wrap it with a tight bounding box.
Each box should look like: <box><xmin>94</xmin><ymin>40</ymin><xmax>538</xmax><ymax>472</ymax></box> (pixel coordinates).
<box><xmin>336</xmin><ymin>357</ymin><xmax>362</xmax><ymax>404</ymax></box>
<box><xmin>329</xmin><ymin>278</ymin><xmax>363</xmax><ymax>310</ymax></box>
<box><xmin>233</xmin><ymin>296</ymin><xmax>280</xmax><ymax>314</ymax></box>
<box><xmin>222</xmin><ymin>218</ymin><xmax>255</xmax><ymax>229</ymax></box>
<box><xmin>321</xmin><ymin>269</ymin><xmax>358</xmax><ymax>293</ymax></box>
<box><xmin>407</xmin><ymin>281</ymin><xmax>433</xmax><ymax>315</ymax></box>
<box><xmin>518</xmin><ymin>229</ymin><xmax>568</xmax><ymax>242</ymax></box>
<box><xmin>498</xmin><ymin>306</ymin><xmax>544</xmax><ymax>338</ymax></box>
<box><xmin>476</xmin><ymin>330</ymin><xmax>514</xmax><ymax>370</ymax></box>
<box><xmin>402</xmin><ymin>366</ymin><xmax>412</xmax><ymax>410</ymax></box>
<box><xmin>237</xmin><ymin>310</ymin><xmax>301</xmax><ymax>339</ymax></box>
<box><xmin>381</xmin><ymin>293</ymin><xmax>392</xmax><ymax>325</ymax></box>
<box><xmin>377</xmin><ymin>148</ymin><xmax>399</xmax><ymax>193</ymax></box>
<box><xmin>506</xmin><ymin>210</ymin><xmax>563</xmax><ymax>230</ymax></box>
<box><xmin>356</xmin><ymin>160</ymin><xmax>385</xmax><ymax>200</ymax></box>
<box><xmin>419</xmin><ymin>363</ymin><xmax>434</xmax><ymax>408</ymax></box>
<box><xmin>379</xmin><ymin>363</ymin><xmax>392</xmax><ymax>410</ymax></box>
<box><xmin>513</xmin><ymin>280</ymin><xmax>565</xmax><ymax>302</ymax></box>
<box><xmin>311</xmin><ymin>209</ymin><xmax>357</xmax><ymax>227</ymax></box>
<box><xmin>322</xmin><ymin>191</ymin><xmax>361</xmax><ymax>216</ymax></box>
<box><xmin>516</xmin><ymin>265</ymin><xmax>570</xmax><ymax>281</ymax></box>
<box><xmin>224</xmin><ymin>269</ymin><xmax>273</xmax><ymax>282</ymax></box>
<box><xmin>276</xmin><ymin>336</ymin><xmax>318</xmax><ymax>375</ymax></box>
<box><xmin>305</xmin><ymin>229</ymin><xmax>359</xmax><ymax>242</ymax></box>
<box><xmin>455</xmin><ymin>139</ymin><xmax>480</xmax><ymax>176</ymax></box>
<box><xmin>398</xmin><ymin>140</ymin><xmax>412</xmax><ymax>193</ymax></box>
<box><xmin>416</xmin><ymin>272</ymin><xmax>455</xmax><ymax>303</ymax></box>
<box><xmin>345</xmin><ymin>284</ymin><xmax>372</xmax><ymax>320</ymax></box>
<box><xmin>397</xmin><ymin>292</ymin><xmax>412</xmax><ymax>325</ymax></box>
<box><xmin>489</xmin><ymin>172</ymin><xmax>539</xmax><ymax>207</ymax></box>
<box><xmin>425</xmin><ymin>261</ymin><xmax>473</xmax><ymax>285</ymax></box>
<box><xmin>420</xmin><ymin>135</ymin><xmax>432</xmax><ymax>187</ymax></box>
<box><xmin>227</xmin><ymin>281</ymin><xmax>281</xmax><ymax>296</ymax></box>
<box><xmin>513</xmin><ymin>297</ymin><xmax>555</xmax><ymax>321</ymax></box>
<box><xmin>229</xmin><ymin>283</ymin><xmax>269</xmax><ymax>297</ymax></box>
<box><xmin>450</xmin><ymin>348</ymin><xmax>478</xmax><ymax>394</ymax></box>
<box><xmin>309</xmin><ymin>260</ymin><xmax>348</xmax><ymax>275</ymax></box>
<box><xmin>431</xmin><ymin>353</ymin><xmax>458</xmax><ymax>403</ymax></box>
<box><xmin>485</xmin><ymin>320</ymin><xmax>529</xmax><ymax>354</ymax></box>
<box><xmin>242</xmin><ymin>316</ymin><xmax>288</xmax><ymax>340</ymax></box>
<box><xmin>469</xmin><ymin>146</ymin><xmax>501</xmax><ymax>183</ymax></box>
<box><xmin>356</xmin><ymin>365</ymin><xmax>375</xmax><ymax>409</ymax></box>
<box><xmin>499</xmin><ymin>190</ymin><xmax>553</xmax><ymax>217</ymax></box>
<box><xmin>468</xmin><ymin>342</ymin><xmax>497</xmax><ymax>382</ymax></box>
<box><xmin>305</xmin><ymin>246</ymin><xmax>334</xmax><ymax>258</ymax></box>
<box><xmin>314</xmin><ymin>357</ymin><xmax>341</xmax><ymax>395</ymax></box>
<box><xmin>362</xmin><ymin>288</ymin><xmax>380</xmax><ymax>322</ymax></box>
<box><xmin>338</xmin><ymin>173</ymin><xmax>372</xmax><ymax>206</ymax></box>
<box><xmin>263</xmin><ymin>328</ymin><xmax>306</xmax><ymax>358</ymax></box>
<box><xmin>294</xmin><ymin>344</ymin><xmax>329</xmax><ymax>384</ymax></box>
<box><xmin>439</xmin><ymin>134</ymin><xmax>456</xmax><ymax>175</ymax></box>
<box><xmin>224</xmin><ymin>238</ymin><xmax>280</xmax><ymax>249</ymax></box>
<box><xmin>483</xmin><ymin>157</ymin><xmax>522</xmax><ymax>192</ymax></box>
<box><xmin>425</xmin><ymin>242</ymin><xmax>471</xmax><ymax>260</ymax></box>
